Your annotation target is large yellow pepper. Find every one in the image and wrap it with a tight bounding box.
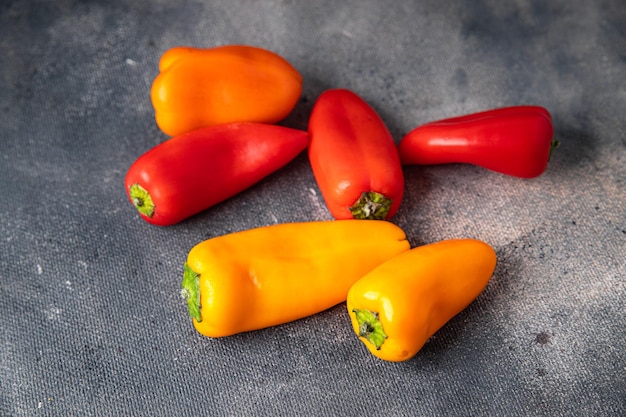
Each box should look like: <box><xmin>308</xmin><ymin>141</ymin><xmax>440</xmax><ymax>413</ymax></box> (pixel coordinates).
<box><xmin>151</xmin><ymin>45</ymin><xmax>303</xmax><ymax>136</ymax></box>
<box><xmin>181</xmin><ymin>220</ymin><xmax>410</xmax><ymax>338</ymax></box>
<box><xmin>346</xmin><ymin>239</ymin><xmax>497</xmax><ymax>362</ymax></box>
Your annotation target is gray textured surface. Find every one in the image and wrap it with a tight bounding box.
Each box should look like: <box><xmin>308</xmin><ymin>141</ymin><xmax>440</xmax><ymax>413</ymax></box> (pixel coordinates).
<box><xmin>1</xmin><ymin>1</ymin><xmax>625</xmax><ymax>416</ymax></box>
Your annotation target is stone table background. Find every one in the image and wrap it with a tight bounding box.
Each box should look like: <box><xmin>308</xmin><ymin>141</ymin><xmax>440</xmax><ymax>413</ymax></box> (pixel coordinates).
<box><xmin>1</xmin><ymin>1</ymin><xmax>624</xmax><ymax>416</ymax></box>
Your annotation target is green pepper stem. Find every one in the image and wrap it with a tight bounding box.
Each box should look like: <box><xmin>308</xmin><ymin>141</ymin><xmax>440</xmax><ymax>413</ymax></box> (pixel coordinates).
<box><xmin>349</xmin><ymin>191</ymin><xmax>392</xmax><ymax>220</ymax></box>
<box><xmin>549</xmin><ymin>138</ymin><xmax>560</xmax><ymax>161</ymax></box>
<box><xmin>129</xmin><ymin>183</ymin><xmax>156</xmax><ymax>218</ymax></box>
<box><xmin>181</xmin><ymin>263</ymin><xmax>202</xmax><ymax>322</ymax></box>
<box><xmin>352</xmin><ymin>308</ymin><xmax>387</xmax><ymax>350</ymax></box>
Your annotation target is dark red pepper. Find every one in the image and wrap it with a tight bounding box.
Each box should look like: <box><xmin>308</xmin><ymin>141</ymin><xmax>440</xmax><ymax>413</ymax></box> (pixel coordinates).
<box><xmin>125</xmin><ymin>122</ymin><xmax>309</xmax><ymax>226</ymax></box>
<box><xmin>308</xmin><ymin>89</ymin><xmax>404</xmax><ymax>220</ymax></box>
<box><xmin>398</xmin><ymin>106</ymin><xmax>556</xmax><ymax>178</ymax></box>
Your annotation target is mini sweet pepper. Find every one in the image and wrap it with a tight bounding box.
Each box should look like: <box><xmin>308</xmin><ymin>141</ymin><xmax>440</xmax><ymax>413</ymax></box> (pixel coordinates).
<box><xmin>151</xmin><ymin>45</ymin><xmax>303</xmax><ymax>136</ymax></box>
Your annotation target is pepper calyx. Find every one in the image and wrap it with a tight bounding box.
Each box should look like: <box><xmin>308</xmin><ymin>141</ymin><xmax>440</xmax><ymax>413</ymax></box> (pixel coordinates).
<box><xmin>349</xmin><ymin>191</ymin><xmax>392</xmax><ymax>220</ymax></box>
<box><xmin>352</xmin><ymin>308</ymin><xmax>387</xmax><ymax>350</ymax></box>
<box><xmin>548</xmin><ymin>138</ymin><xmax>560</xmax><ymax>161</ymax></box>
<box><xmin>181</xmin><ymin>263</ymin><xmax>202</xmax><ymax>323</ymax></box>
<box><xmin>129</xmin><ymin>183</ymin><xmax>155</xmax><ymax>218</ymax></box>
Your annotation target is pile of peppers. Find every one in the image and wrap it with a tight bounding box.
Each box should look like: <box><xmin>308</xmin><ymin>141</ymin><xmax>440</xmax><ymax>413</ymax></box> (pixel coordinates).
<box><xmin>125</xmin><ymin>45</ymin><xmax>556</xmax><ymax>362</ymax></box>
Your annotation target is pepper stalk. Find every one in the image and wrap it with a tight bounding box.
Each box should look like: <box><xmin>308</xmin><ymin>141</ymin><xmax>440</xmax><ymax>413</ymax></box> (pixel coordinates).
<box><xmin>352</xmin><ymin>308</ymin><xmax>387</xmax><ymax>349</ymax></box>
<box><xmin>349</xmin><ymin>192</ymin><xmax>393</xmax><ymax>220</ymax></box>
<box><xmin>181</xmin><ymin>263</ymin><xmax>202</xmax><ymax>322</ymax></box>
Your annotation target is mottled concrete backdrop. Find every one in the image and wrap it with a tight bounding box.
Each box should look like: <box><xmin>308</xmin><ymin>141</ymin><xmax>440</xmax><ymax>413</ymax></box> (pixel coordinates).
<box><xmin>1</xmin><ymin>1</ymin><xmax>624</xmax><ymax>416</ymax></box>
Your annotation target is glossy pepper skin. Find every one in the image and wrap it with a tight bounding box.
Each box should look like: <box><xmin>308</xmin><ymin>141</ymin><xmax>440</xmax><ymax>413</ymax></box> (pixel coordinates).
<box><xmin>125</xmin><ymin>122</ymin><xmax>309</xmax><ymax>226</ymax></box>
<box><xmin>181</xmin><ymin>220</ymin><xmax>410</xmax><ymax>338</ymax></box>
<box><xmin>308</xmin><ymin>89</ymin><xmax>404</xmax><ymax>220</ymax></box>
<box><xmin>151</xmin><ymin>45</ymin><xmax>303</xmax><ymax>136</ymax></box>
<box><xmin>347</xmin><ymin>239</ymin><xmax>497</xmax><ymax>362</ymax></box>
<box><xmin>398</xmin><ymin>106</ymin><xmax>556</xmax><ymax>178</ymax></box>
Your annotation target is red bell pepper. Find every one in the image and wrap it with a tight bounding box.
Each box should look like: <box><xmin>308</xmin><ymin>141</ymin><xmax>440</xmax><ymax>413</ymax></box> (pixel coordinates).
<box><xmin>398</xmin><ymin>106</ymin><xmax>556</xmax><ymax>178</ymax></box>
<box><xmin>308</xmin><ymin>89</ymin><xmax>404</xmax><ymax>220</ymax></box>
<box><xmin>125</xmin><ymin>122</ymin><xmax>309</xmax><ymax>226</ymax></box>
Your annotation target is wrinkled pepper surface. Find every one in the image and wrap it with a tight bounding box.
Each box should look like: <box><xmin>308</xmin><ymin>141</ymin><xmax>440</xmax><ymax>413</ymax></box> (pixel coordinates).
<box><xmin>308</xmin><ymin>89</ymin><xmax>404</xmax><ymax>220</ymax></box>
<box><xmin>125</xmin><ymin>122</ymin><xmax>309</xmax><ymax>226</ymax></box>
<box><xmin>181</xmin><ymin>220</ymin><xmax>410</xmax><ymax>338</ymax></box>
<box><xmin>398</xmin><ymin>106</ymin><xmax>556</xmax><ymax>178</ymax></box>
<box><xmin>151</xmin><ymin>45</ymin><xmax>303</xmax><ymax>136</ymax></box>
<box><xmin>347</xmin><ymin>239</ymin><xmax>497</xmax><ymax>362</ymax></box>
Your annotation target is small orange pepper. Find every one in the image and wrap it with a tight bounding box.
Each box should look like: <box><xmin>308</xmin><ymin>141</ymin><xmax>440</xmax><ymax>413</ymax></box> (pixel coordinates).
<box><xmin>181</xmin><ymin>220</ymin><xmax>410</xmax><ymax>338</ymax></box>
<box><xmin>151</xmin><ymin>45</ymin><xmax>303</xmax><ymax>136</ymax></box>
<box><xmin>346</xmin><ymin>239</ymin><xmax>497</xmax><ymax>362</ymax></box>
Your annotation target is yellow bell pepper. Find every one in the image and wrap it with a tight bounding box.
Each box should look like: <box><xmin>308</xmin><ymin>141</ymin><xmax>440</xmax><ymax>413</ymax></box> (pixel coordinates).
<box><xmin>181</xmin><ymin>220</ymin><xmax>410</xmax><ymax>338</ymax></box>
<box><xmin>346</xmin><ymin>239</ymin><xmax>497</xmax><ymax>362</ymax></box>
<box><xmin>151</xmin><ymin>45</ymin><xmax>303</xmax><ymax>136</ymax></box>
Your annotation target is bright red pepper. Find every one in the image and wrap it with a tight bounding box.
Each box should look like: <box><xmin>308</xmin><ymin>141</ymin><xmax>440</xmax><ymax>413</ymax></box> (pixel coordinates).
<box><xmin>308</xmin><ymin>89</ymin><xmax>404</xmax><ymax>220</ymax></box>
<box><xmin>125</xmin><ymin>122</ymin><xmax>309</xmax><ymax>226</ymax></box>
<box><xmin>398</xmin><ymin>106</ymin><xmax>556</xmax><ymax>178</ymax></box>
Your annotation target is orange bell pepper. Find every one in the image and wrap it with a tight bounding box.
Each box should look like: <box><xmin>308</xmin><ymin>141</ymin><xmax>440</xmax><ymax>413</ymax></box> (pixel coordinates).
<box><xmin>181</xmin><ymin>220</ymin><xmax>410</xmax><ymax>338</ymax></box>
<box><xmin>346</xmin><ymin>239</ymin><xmax>497</xmax><ymax>362</ymax></box>
<box><xmin>151</xmin><ymin>45</ymin><xmax>303</xmax><ymax>136</ymax></box>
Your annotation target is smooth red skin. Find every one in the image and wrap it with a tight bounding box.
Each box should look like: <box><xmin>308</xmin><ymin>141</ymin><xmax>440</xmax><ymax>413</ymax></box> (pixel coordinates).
<box><xmin>398</xmin><ymin>106</ymin><xmax>554</xmax><ymax>178</ymax></box>
<box><xmin>125</xmin><ymin>123</ymin><xmax>309</xmax><ymax>226</ymax></box>
<box><xmin>308</xmin><ymin>89</ymin><xmax>404</xmax><ymax>219</ymax></box>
